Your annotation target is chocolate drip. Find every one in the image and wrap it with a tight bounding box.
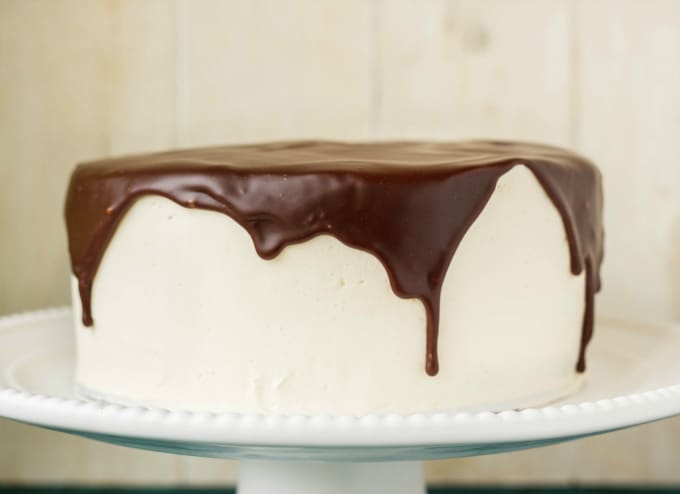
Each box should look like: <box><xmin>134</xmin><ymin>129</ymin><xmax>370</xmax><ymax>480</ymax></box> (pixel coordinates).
<box><xmin>64</xmin><ymin>141</ymin><xmax>603</xmax><ymax>376</ymax></box>
<box><xmin>577</xmin><ymin>258</ymin><xmax>595</xmax><ymax>372</ymax></box>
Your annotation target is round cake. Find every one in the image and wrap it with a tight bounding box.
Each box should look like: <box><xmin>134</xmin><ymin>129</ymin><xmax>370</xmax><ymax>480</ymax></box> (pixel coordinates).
<box><xmin>65</xmin><ymin>140</ymin><xmax>603</xmax><ymax>415</ymax></box>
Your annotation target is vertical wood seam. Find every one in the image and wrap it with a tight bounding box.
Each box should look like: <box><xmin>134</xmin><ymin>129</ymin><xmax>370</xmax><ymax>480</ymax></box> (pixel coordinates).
<box><xmin>174</xmin><ymin>0</ymin><xmax>186</xmax><ymax>148</ymax></box>
<box><xmin>568</xmin><ymin>0</ymin><xmax>580</xmax><ymax>147</ymax></box>
<box><xmin>370</xmin><ymin>0</ymin><xmax>381</xmax><ymax>138</ymax></box>
<box><xmin>103</xmin><ymin>9</ymin><xmax>114</xmax><ymax>156</ymax></box>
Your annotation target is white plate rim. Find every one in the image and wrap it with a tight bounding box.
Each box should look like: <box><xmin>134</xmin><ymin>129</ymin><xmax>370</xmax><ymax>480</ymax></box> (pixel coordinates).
<box><xmin>1</xmin><ymin>307</ymin><xmax>680</xmax><ymax>447</ymax></box>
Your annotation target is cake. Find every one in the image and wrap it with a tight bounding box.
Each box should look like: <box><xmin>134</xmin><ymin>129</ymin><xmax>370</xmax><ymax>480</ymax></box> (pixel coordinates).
<box><xmin>65</xmin><ymin>140</ymin><xmax>603</xmax><ymax>415</ymax></box>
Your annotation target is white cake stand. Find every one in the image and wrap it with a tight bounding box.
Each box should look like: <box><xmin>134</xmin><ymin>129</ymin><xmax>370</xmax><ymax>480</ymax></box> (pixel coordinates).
<box><xmin>2</xmin><ymin>308</ymin><xmax>680</xmax><ymax>494</ymax></box>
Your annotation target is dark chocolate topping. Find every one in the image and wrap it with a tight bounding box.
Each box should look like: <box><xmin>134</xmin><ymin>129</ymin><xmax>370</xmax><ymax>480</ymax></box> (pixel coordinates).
<box><xmin>65</xmin><ymin>140</ymin><xmax>603</xmax><ymax>375</ymax></box>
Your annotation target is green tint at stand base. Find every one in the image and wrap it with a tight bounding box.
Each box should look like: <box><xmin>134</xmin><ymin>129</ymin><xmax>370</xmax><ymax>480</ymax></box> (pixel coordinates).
<box><xmin>1</xmin><ymin>486</ymin><xmax>680</xmax><ymax>494</ymax></box>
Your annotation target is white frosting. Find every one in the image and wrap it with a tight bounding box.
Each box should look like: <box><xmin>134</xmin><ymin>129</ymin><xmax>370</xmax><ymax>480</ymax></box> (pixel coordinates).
<box><xmin>72</xmin><ymin>165</ymin><xmax>586</xmax><ymax>415</ymax></box>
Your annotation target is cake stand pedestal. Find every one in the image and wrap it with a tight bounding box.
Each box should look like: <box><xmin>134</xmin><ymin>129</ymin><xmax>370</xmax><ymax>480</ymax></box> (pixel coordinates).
<box><xmin>238</xmin><ymin>461</ymin><xmax>423</xmax><ymax>494</ymax></box>
<box><xmin>2</xmin><ymin>309</ymin><xmax>680</xmax><ymax>494</ymax></box>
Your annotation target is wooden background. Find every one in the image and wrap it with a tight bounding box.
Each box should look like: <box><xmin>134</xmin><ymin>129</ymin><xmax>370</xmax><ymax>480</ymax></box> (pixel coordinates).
<box><xmin>1</xmin><ymin>0</ymin><xmax>680</xmax><ymax>485</ymax></box>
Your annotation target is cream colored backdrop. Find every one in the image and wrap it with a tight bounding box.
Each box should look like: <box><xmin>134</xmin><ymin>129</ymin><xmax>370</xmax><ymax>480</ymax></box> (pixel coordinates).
<box><xmin>1</xmin><ymin>0</ymin><xmax>680</xmax><ymax>485</ymax></box>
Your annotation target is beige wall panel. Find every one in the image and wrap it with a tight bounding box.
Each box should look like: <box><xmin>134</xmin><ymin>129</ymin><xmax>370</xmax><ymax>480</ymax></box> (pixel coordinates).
<box><xmin>426</xmin><ymin>418</ymin><xmax>680</xmax><ymax>485</ymax></box>
<box><xmin>376</xmin><ymin>0</ymin><xmax>572</xmax><ymax>144</ymax></box>
<box><xmin>177</xmin><ymin>0</ymin><xmax>373</xmax><ymax>147</ymax></box>
<box><xmin>0</xmin><ymin>420</ymin><xmax>181</xmax><ymax>484</ymax></box>
<box><xmin>177</xmin><ymin>457</ymin><xmax>238</xmax><ymax>486</ymax></box>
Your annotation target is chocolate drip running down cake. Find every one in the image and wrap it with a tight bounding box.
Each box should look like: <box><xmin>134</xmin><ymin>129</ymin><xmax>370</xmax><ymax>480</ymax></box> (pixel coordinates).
<box><xmin>65</xmin><ymin>141</ymin><xmax>603</xmax><ymax>414</ymax></box>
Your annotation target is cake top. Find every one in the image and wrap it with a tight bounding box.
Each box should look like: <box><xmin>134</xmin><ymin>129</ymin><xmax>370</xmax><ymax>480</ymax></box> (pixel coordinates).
<box><xmin>75</xmin><ymin>139</ymin><xmax>591</xmax><ymax>174</ymax></box>
<box><xmin>66</xmin><ymin>140</ymin><xmax>603</xmax><ymax>376</ymax></box>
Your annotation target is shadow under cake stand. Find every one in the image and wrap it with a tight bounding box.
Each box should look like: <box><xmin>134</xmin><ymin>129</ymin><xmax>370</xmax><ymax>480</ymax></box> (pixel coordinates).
<box><xmin>2</xmin><ymin>308</ymin><xmax>680</xmax><ymax>494</ymax></box>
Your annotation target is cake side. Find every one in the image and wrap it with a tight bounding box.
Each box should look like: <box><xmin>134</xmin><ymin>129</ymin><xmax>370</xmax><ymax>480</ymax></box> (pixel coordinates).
<box><xmin>72</xmin><ymin>165</ymin><xmax>587</xmax><ymax>414</ymax></box>
<box><xmin>65</xmin><ymin>140</ymin><xmax>604</xmax><ymax>379</ymax></box>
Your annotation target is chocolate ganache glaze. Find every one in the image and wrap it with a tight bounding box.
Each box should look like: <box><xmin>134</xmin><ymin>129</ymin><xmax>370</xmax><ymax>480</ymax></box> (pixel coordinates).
<box><xmin>65</xmin><ymin>140</ymin><xmax>603</xmax><ymax>376</ymax></box>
